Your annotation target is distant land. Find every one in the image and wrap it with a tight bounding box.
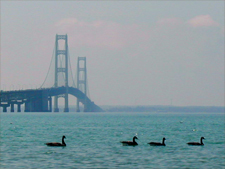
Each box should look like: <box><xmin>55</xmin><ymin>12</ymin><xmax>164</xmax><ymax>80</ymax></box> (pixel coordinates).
<box><xmin>99</xmin><ymin>105</ymin><xmax>225</xmax><ymax>113</ymax></box>
<box><xmin>67</xmin><ymin>105</ymin><xmax>224</xmax><ymax>113</ymax></box>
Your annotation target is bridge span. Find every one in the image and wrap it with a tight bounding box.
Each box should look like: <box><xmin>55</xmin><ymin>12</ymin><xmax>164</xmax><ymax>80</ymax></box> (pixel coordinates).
<box><xmin>0</xmin><ymin>87</ymin><xmax>103</xmax><ymax>112</ymax></box>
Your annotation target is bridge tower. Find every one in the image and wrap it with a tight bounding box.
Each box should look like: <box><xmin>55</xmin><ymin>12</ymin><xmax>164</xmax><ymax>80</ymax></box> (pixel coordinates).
<box><xmin>54</xmin><ymin>34</ymin><xmax>69</xmax><ymax>112</ymax></box>
<box><xmin>76</xmin><ymin>57</ymin><xmax>87</xmax><ymax>112</ymax></box>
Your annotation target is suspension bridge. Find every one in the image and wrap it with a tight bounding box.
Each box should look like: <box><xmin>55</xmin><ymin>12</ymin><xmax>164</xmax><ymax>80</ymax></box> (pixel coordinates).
<box><xmin>0</xmin><ymin>34</ymin><xmax>103</xmax><ymax>112</ymax></box>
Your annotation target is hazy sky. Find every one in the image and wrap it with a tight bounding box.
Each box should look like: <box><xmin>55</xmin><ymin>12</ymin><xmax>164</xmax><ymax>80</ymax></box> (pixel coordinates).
<box><xmin>1</xmin><ymin>1</ymin><xmax>224</xmax><ymax>106</ymax></box>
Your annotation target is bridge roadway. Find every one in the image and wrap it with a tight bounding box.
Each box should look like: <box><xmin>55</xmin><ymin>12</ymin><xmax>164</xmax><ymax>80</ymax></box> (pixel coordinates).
<box><xmin>0</xmin><ymin>87</ymin><xmax>103</xmax><ymax>112</ymax></box>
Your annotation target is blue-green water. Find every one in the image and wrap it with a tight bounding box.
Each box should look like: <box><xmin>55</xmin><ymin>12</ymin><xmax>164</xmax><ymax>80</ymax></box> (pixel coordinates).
<box><xmin>0</xmin><ymin>112</ymin><xmax>224</xmax><ymax>168</ymax></box>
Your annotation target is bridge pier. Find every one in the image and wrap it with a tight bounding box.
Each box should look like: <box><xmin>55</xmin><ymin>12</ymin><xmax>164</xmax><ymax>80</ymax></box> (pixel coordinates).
<box><xmin>24</xmin><ymin>91</ymin><xmax>50</xmax><ymax>112</ymax></box>
<box><xmin>64</xmin><ymin>107</ymin><xmax>69</xmax><ymax>112</ymax></box>
<box><xmin>2</xmin><ymin>104</ymin><xmax>9</xmax><ymax>112</ymax></box>
<box><xmin>3</xmin><ymin>106</ymin><xmax>8</xmax><ymax>112</ymax></box>
<box><xmin>0</xmin><ymin>103</ymin><xmax>10</xmax><ymax>112</ymax></box>
<box><xmin>10</xmin><ymin>103</ymin><xmax>15</xmax><ymax>112</ymax></box>
<box><xmin>17</xmin><ymin>103</ymin><xmax>21</xmax><ymax>112</ymax></box>
<box><xmin>64</xmin><ymin>88</ymin><xmax>69</xmax><ymax>112</ymax></box>
<box><xmin>54</xmin><ymin>106</ymin><xmax>59</xmax><ymax>112</ymax></box>
<box><xmin>76</xmin><ymin>103</ymin><xmax>80</xmax><ymax>112</ymax></box>
<box><xmin>54</xmin><ymin>108</ymin><xmax>59</xmax><ymax>112</ymax></box>
<box><xmin>76</xmin><ymin>99</ymin><xmax>81</xmax><ymax>112</ymax></box>
<box><xmin>42</xmin><ymin>91</ymin><xmax>50</xmax><ymax>112</ymax></box>
<box><xmin>25</xmin><ymin>98</ymin><xmax>38</xmax><ymax>112</ymax></box>
<box><xmin>54</xmin><ymin>96</ymin><xmax>59</xmax><ymax>112</ymax></box>
<box><xmin>25</xmin><ymin>99</ymin><xmax>31</xmax><ymax>112</ymax></box>
<box><xmin>48</xmin><ymin>97</ymin><xmax>52</xmax><ymax>112</ymax></box>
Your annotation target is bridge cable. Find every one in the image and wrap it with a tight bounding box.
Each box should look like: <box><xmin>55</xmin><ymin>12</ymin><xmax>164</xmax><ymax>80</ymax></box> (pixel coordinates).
<box><xmin>68</xmin><ymin>50</ymin><xmax>76</xmax><ymax>87</ymax></box>
<box><xmin>39</xmin><ymin>46</ymin><xmax>55</xmax><ymax>89</ymax></box>
<box><xmin>86</xmin><ymin>75</ymin><xmax>91</xmax><ymax>99</ymax></box>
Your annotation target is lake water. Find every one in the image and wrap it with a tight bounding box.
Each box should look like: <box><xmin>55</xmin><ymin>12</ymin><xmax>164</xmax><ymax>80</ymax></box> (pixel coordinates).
<box><xmin>0</xmin><ymin>112</ymin><xmax>224</xmax><ymax>168</ymax></box>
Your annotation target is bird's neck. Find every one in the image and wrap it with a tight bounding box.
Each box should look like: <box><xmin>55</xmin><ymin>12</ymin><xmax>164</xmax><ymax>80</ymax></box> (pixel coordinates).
<box><xmin>133</xmin><ymin>138</ymin><xmax>136</xmax><ymax>143</ymax></box>
<box><xmin>62</xmin><ymin>138</ymin><xmax>65</xmax><ymax>145</ymax></box>
<box><xmin>200</xmin><ymin>138</ymin><xmax>203</xmax><ymax>144</ymax></box>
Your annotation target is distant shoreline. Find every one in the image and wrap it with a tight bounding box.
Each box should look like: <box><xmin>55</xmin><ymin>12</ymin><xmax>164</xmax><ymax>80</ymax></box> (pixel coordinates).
<box><xmin>100</xmin><ymin>105</ymin><xmax>225</xmax><ymax>113</ymax></box>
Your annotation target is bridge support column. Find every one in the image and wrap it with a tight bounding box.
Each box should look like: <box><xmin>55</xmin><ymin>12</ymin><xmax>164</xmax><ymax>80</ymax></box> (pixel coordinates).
<box><xmin>54</xmin><ymin>108</ymin><xmax>59</xmax><ymax>112</ymax></box>
<box><xmin>1</xmin><ymin>103</ymin><xmax>10</xmax><ymax>112</ymax></box>
<box><xmin>76</xmin><ymin>100</ymin><xmax>80</xmax><ymax>112</ymax></box>
<box><xmin>54</xmin><ymin>98</ymin><xmax>59</xmax><ymax>112</ymax></box>
<box><xmin>23</xmin><ymin>91</ymin><xmax>50</xmax><ymax>112</ymax></box>
<box><xmin>64</xmin><ymin>89</ymin><xmax>69</xmax><ymax>112</ymax></box>
<box><xmin>25</xmin><ymin>100</ymin><xmax>31</xmax><ymax>112</ymax></box>
<box><xmin>48</xmin><ymin>97</ymin><xmax>52</xmax><ymax>112</ymax></box>
<box><xmin>41</xmin><ymin>91</ymin><xmax>49</xmax><ymax>112</ymax></box>
<box><xmin>64</xmin><ymin>107</ymin><xmax>69</xmax><ymax>112</ymax></box>
<box><xmin>3</xmin><ymin>105</ymin><xmax>8</xmax><ymax>112</ymax></box>
<box><xmin>17</xmin><ymin>103</ymin><xmax>22</xmax><ymax>112</ymax></box>
<box><xmin>10</xmin><ymin>103</ymin><xmax>14</xmax><ymax>112</ymax></box>
<box><xmin>83</xmin><ymin>103</ymin><xmax>88</xmax><ymax>112</ymax></box>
